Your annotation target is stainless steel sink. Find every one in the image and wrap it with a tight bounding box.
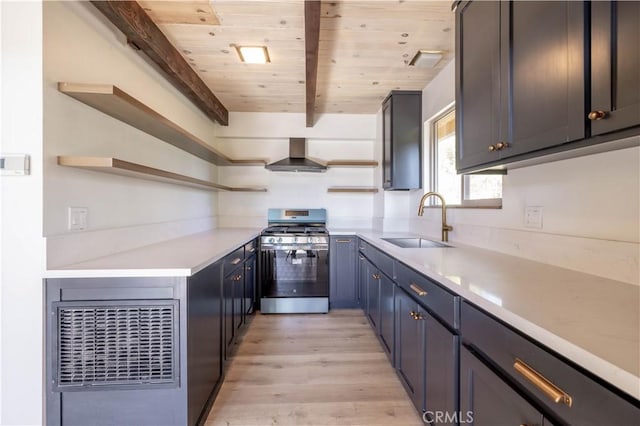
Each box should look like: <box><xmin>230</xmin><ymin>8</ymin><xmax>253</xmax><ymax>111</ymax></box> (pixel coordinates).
<box><xmin>381</xmin><ymin>237</ymin><xmax>451</xmax><ymax>248</ymax></box>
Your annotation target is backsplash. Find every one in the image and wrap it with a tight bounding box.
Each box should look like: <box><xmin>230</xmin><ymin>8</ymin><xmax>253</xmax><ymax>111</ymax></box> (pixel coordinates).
<box><xmin>410</xmin><ymin>218</ymin><xmax>639</xmax><ymax>285</ymax></box>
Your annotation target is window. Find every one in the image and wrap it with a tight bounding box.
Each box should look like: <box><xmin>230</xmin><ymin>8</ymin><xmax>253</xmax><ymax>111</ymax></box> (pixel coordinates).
<box><xmin>428</xmin><ymin>107</ymin><xmax>502</xmax><ymax>207</ymax></box>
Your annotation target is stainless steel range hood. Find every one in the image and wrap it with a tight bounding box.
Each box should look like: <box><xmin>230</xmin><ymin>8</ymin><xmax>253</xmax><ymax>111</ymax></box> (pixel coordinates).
<box><xmin>265</xmin><ymin>138</ymin><xmax>327</xmax><ymax>172</ymax></box>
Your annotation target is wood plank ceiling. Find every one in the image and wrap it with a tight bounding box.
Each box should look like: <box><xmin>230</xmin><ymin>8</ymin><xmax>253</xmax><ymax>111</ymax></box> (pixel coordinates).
<box><xmin>137</xmin><ymin>0</ymin><xmax>454</xmax><ymax>115</ymax></box>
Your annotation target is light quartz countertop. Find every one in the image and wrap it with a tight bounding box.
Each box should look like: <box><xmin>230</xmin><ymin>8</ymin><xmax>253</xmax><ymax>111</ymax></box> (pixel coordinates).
<box><xmin>46</xmin><ymin>227</ymin><xmax>639</xmax><ymax>400</ymax></box>
<box><xmin>353</xmin><ymin>230</ymin><xmax>640</xmax><ymax>401</ymax></box>
<box><xmin>45</xmin><ymin>228</ymin><xmax>262</xmax><ymax>278</ymax></box>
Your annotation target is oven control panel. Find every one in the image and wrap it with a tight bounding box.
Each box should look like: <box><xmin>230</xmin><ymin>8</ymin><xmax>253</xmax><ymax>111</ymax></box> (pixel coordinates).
<box><xmin>260</xmin><ymin>235</ymin><xmax>328</xmax><ymax>250</ymax></box>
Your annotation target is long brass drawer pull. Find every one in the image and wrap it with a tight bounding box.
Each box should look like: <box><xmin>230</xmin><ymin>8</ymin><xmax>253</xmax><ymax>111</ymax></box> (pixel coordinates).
<box><xmin>409</xmin><ymin>283</ymin><xmax>427</xmax><ymax>297</ymax></box>
<box><xmin>514</xmin><ymin>359</ymin><xmax>573</xmax><ymax>407</ymax></box>
<box><xmin>249</xmin><ymin>247</ymin><xmax>256</xmax><ymax>253</ymax></box>
<box><xmin>359</xmin><ymin>255</ymin><xmax>365</xmax><ymax>260</ymax></box>
<box><xmin>231</xmin><ymin>258</ymin><xmax>242</xmax><ymax>265</ymax></box>
<box><xmin>336</xmin><ymin>239</ymin><xmax>352</xmax><ymax>243</ymax></box>
<box><xmin>409</xmin><ymin>311</ymin><xmax>423</xmax><ymax>320</ymax></box>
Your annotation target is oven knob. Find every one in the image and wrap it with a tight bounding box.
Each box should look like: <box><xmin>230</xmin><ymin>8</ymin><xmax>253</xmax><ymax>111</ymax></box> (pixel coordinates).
<box><xmin>308</xmin><ymin>237</ymin><xmax>313</xmax><ymax>243</ymax></box>
<box><xmin>269</xmin><ymin>237</ymin><xmax>275</xmax><ymax>243</ymax></box>
<box><xmin>277</xmin><ymin>237</ymin><xmax>283</xmax><ymax>243</ymax></box>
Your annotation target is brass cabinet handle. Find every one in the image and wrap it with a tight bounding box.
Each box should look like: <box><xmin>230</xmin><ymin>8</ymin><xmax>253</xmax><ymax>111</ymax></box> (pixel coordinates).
<box><xmin>246</xmin><ymin>266</ymin><xmax>251</xmax><ymax>271</ymax></box>
<box><xmin>249</xmin><ymin>247</ymin><xmax>256</xmax><ymax>253</ymax></box>
<box><xmin>371</xmin><ymin>273</ymin><xmax>381</xmax><ymax>280</ymax></box>
<box><xmin>336</xmin><ymin>239</ymin><xmax>352</xmax><ymax>243</ymax></box>
<box><xmin>409</xmin><ymin>283</ymin><xmax>427</xmax><ymax>297</ymax></box>
<box><xmin>488</xmin><ymin>144</ymin><xmax>496</xmax><ymax>152</ymax></box>
<box><xmin>514</xmin><ymin>359</ymin><xmax>573</xmax><ymax>407</ymax></box>
<box><xmin>409</xmin><ymin>311</ymin><xmax>423</xmax><ymax>320</ymax></box>
<box><xmin>232</xmin><ymin>274</ymin><xmax>242</xmax><ymax>281</ymax></box>
<box><xmin>359</xmin><ymin>246</ymin><xmax>366</xmax><ymax>250</ymax></box>
<box><xmin>359</xmin><ymin>255</ymin><xmax>365</xmax><ymax>260</ymax></box>
<box><xmin>495</xmin><ymin>141</ymin><xmax>509</xmax><ymax>150</ymax></box>
<box><xmin>231</xmin><ymin>258</ymin><xmax>242</xmax><ymax>265</ymax></box>
<box><xmin>588</xmin><ymin>110</ymin><xmax>607</xmax><ymax>120</ymax></box>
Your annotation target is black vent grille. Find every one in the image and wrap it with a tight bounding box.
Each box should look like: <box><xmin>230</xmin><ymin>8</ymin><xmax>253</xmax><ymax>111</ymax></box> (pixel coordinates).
<box><xmin>56</xmin><ymin>302</ymin><xmax>177</xmax><ymax>389</ymax></box>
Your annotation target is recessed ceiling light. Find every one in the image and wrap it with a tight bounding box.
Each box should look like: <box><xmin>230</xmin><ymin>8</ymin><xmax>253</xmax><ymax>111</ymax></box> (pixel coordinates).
<box><xmin>409</xmin><ymin>50</ymin><xmax>444</xmax><ymax>68</ymax></box>
<box><xmin>236</xmin><ymin>46</ymin><xmax>270</xmax><ymax>64</ymax></box>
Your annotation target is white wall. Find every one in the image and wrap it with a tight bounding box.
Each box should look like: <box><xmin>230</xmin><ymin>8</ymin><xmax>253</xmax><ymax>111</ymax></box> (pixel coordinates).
<box><xmin>0</xmin><ymin>1</ymin><xmax>46</xmax><ymax>423</ymax></box>
<box><xmin>406</xmin><ymin>60</ymin><xmax>640</xmax><ymax>284</ymax></box>
<box><xmin>44</xmin><ymin>2</ymin><xmax>221</xmax><ymax>267</ymax></box>
<box><xmin>215</xmin><ymin>112</ymin><xmax>378</xmax><ymax>229</ymax></box>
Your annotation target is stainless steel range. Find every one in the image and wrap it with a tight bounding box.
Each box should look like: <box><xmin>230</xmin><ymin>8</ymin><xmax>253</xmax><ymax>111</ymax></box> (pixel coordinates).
<box><xmin>260</xmin><ymin>208</ymin><xmax>329</xmax><ymax>313</ymax></box>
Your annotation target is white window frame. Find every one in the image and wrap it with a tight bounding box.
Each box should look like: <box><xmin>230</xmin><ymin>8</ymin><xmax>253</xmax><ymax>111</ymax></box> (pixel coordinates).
<box><xmin>427</xmin><ymin>105</ymin><xmax>502</xmax><ymax>208</ymax></box>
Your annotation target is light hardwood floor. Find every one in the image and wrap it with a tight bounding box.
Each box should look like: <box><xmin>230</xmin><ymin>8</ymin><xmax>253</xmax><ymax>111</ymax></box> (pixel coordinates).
<box><xmin>206</xmin><ymin>310</ymin><xmax>424</xmax><ymax>426</ymax></box>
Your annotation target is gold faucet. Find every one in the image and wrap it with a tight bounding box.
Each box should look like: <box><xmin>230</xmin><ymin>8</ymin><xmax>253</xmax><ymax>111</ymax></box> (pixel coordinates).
<box><xmin>418</xmin><ymin>192</ymin><xmax>453</xmax><ymax>242</ymax></box>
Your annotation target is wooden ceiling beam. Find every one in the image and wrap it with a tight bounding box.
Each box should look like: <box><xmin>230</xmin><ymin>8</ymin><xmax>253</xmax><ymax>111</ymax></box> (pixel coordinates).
<box><xmin>91</xmin><ymin>1</ymin><xmax>229</xmax><ymax>126</ymax></box>
<box><xmin>304</xmin><ymin>0</ymin><xmax>321</xmax><ymax>127</ymax></box>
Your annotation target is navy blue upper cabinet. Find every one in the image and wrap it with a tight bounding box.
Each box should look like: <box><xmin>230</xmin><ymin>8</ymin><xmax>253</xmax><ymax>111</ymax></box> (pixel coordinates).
<box><xmin>382</xmin><ymin>91</ymin><xmax>422</xmax><ymax>190</ymax></box>
<box><xmin>590</xmin><ymin>1</ymin><xmax>640</xmax><ymax>136</ymax></box>
<box><xmin>457</xmin><ymin>1</ymin><xmax>586</xmax><ymax>172</ymax></box>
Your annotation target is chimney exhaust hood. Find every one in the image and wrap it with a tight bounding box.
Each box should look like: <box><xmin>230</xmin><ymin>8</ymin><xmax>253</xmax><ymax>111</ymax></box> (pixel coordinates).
<box><xmin>265</xmin><ymin>138</ymin><xmax>327</xmax><ymax>172</ymax></box>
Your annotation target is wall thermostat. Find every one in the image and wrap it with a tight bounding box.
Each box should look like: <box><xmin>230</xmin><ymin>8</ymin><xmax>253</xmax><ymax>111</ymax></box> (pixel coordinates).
<box><xmin>0</xmin><ymin>154</ymin><xmax>30</xmax><ymax>176</ymax></box>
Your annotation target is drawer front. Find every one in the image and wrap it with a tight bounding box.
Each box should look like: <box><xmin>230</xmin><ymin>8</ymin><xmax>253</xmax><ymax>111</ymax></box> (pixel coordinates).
<box><xmin>244</xmin><ymin>239</ymin><xmax>257</xmax><ymax>256</ymax></box>
<box><xmin>358</xmin><ymin>240</ymin><xmax>394</xmax><ymax>280</ymax></box>
<box><xmin>223</xmin><ymin>247</ymin><xmax>245</xmax><ymax>276</ymax></box>
<box><xmin>461</xmin><ymin>302</ymin><xmax>640</xmax><ymax>425</ymax></box>
<box><xmin>396</xmin><ymin>262</ymin><xmax>459</xmax><ymax>330</ymax></box>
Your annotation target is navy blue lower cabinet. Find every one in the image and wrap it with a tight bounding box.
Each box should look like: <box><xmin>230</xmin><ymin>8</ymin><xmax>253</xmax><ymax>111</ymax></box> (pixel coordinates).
<box><xmin>222</xmin><ymin>271</ymin><xmax>235</xmax><ymax>359</ymax></box>
<box><xmin>395</xmin><ymin>288</ymin><xmax>425</xmax><ymax>412</ymax></box>
<box><xmin>186</xmin><ymin>261</ymin><xmax>224</xmax><ymax>426</ymax></box>
<box><xmin>424</xmin><ymin>316</ymin><xmax>459</xmax><ymax>426</ymax></box>
<box><xmin>378</xmin><ymin>273</ymin><xmax>395</xmax><ymax>361</ymax></box>
<box><xmin>244</xmin><ymin>253</ymin><xmax>256</xmax><ymax>316</ymax></box>
<box><xmin>329</xmin><ymin>236</ymin><xmax>359</xmax><ymax>308</ymax></box>
<box><xmin>460</xmin><ymin>345</ymin><xmax>544</xmax><ymax>426</ymax></box>
<box><xmin>396</xmin><ymin>287</ymin><xmax>460</xmax><ymax>423</ymax></box>
<box><xmin>358</xmin><ymin>252</ymin><xmax>369</xmax><ymax>311</ymax></box>
<box><xmin>366</xmin><ymin>265</ymin><xmax>381</xmax><ymax>329</ymax></box>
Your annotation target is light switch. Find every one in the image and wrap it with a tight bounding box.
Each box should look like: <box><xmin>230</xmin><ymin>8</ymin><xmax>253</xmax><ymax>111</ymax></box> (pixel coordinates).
<box><xmin>0</xmin><ymin>154</ymin><xmax>30</xmax><ymax>175</ymax></box>
<box><xmin>524</xmin><ymin>206</ymin><xmax>543</xmax><ymax>229</ymax></box>
<box><xmin>68</xmin><ymin>207</ymin><xmax>88</xmax><ymax>231</ymax></box>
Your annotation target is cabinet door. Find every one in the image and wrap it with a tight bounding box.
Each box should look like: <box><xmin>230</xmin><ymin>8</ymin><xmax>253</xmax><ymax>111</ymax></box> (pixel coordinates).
<box><xmin>382</xmin><ymin>100</ymin><xmax>393</xmax><ymax>189</ymax></box>
<box><xmin>223</xmin><ymin>273</ymin><xmax>235</xmax><ymax>359</ymax></box>
<box><xmin>378</xmin><ymin>274</ymin><xmax>394</xmax><ymax>361</ymax></box>
<box><xmin>382</xmin><ymin>92</ymin><xmax>422</xmax><ymax>190</ymax></box>
<box><xmin>244</xmin><ymin>255</ymin><xmax>256</xmax><ymax>316</ymax></box>
<box><xmin>367</xmin><ymin>268</ymin><xmax>380</xmax><ymax>329</ymax></box>
<box><xmin>187</xmin><ymin>262</ymin><xmax>223</xmax><ymax>426</ymax></box>
<box><xmin>358</xmin><ymin>253</ymin><xmax>369</xmax><ymax>311</ymax></box>
<box><xmin>460</xmin><ymin>346</ymin><xmax>544</xmax><ymax>426</ymax></box>
<box><xmin>505</xmin><ymin>1</ymin><xmax>585</xmax><ymax>158</ymax></box>
<box><xmin>329</xmin><ymin>236</ymin><xmax>358</xmax><ymax>308</ymax></box>
<box><xmin>424</xmin><ymin>317</ymin><xmax>458</xmax><ymax>426</ymax></box>
<box><xmin>591</xmin><ymin>1</ymin><xmax>640</xmax><ymax>135</ymax></box>
<box><xmin>395</xmin><ymin>289</ymin><xmax>425</xmax><ymax>412</ymax></box>
<box><xmin>456</xmin><ymin>0</ymin><xmax>503</xmax><ymax>170</ymax></box>
<box><xmin>233</xmin><ymin>270</ymin><xmax>244</xmax><ymax>332</ymax></box>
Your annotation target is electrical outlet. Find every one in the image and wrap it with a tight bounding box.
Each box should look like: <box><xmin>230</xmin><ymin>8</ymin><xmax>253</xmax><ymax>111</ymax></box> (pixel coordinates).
<box><xmin>68</xmin><ymin>207</ymin><xmax>88</xmax><ymax>231</ymax></box>
<box><xmin>524</xmin><ymin>206</ymin><xmax>543</xmax><ymax>229</ymax></box>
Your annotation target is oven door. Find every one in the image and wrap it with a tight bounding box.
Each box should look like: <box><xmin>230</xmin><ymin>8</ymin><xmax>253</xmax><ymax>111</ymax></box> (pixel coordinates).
<box><xmin>260</xmin><ymin>247</ymin><xmax>329</xmax><ymax>313</ymax></box>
